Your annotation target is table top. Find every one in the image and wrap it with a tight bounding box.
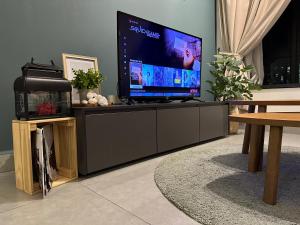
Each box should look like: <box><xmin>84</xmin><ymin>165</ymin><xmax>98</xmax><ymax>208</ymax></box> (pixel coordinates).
<box><xmin>229</xmin><ymin>100</ymin><xmax>300</xmax><ymax>106</ymax></box>
<box><xmin>229</xmin><ymin>112</ymin><xmax>300</xmax><ymax>127</ymax></box>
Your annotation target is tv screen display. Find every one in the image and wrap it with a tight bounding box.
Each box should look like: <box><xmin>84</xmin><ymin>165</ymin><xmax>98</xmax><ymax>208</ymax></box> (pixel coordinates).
<box><xmin>117</xmin><ymin>11</ymin><xmax>202</xmax><ymax>99</ymax></box>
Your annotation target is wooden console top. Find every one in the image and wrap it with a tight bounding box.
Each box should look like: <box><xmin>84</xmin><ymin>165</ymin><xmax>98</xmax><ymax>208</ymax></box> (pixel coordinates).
<box><xmin>72</xmin><ymin>101</ymin><xmax>227</xmax><ymax>113</ymax></box>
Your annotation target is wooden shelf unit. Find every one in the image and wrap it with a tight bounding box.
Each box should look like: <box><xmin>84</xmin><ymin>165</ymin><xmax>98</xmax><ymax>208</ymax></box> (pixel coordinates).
<box><xmin>12</xmin><ymin>117</ymin><xmax>78</xmax><ymax>195</ymax></box>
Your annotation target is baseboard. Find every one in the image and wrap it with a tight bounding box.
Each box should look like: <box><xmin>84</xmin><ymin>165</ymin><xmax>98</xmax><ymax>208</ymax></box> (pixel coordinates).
<box><xmin>0</xmin><ymin>151</ymin><xmax>14</xmax><ymax>173</ymax></box>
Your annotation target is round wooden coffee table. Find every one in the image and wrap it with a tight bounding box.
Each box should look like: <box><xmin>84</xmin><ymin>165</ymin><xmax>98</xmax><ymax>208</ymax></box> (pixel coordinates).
<box><xmin>230</xmin><ymin>112</ymin><xmax>300</xmax><ymax>205</ymax></box>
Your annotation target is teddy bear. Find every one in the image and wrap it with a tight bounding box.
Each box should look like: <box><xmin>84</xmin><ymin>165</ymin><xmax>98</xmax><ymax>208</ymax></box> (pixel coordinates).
<box><xmin>81</xmin><ymin>91</ymin><xmax>108</xmax><ymax>106</ymax></box>
<box><xmin>96</xmin><ymin>95</ymin><xmax>108</xmax><ymax>106</ymax></box>
<box><xmin>81</xmin><ymin>91</ymin><xmax>97</xmax><ymax>105</ymax></box>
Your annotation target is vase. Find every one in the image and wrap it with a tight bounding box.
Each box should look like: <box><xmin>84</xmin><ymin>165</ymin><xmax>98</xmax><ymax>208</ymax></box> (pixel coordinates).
<box><xmin>229</xmin><ymin>105</ymin><xmax>240</xmax><ymax>134</ymax></box>
<box><xmin>78</xmin><ymin>88</ymin><xmax>100</xmax><ymax>103</ymax></box>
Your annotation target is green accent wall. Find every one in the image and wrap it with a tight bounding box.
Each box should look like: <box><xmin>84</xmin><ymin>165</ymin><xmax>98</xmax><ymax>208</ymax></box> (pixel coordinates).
<box><xmin>0</xmin><ymin>0</ymin><xmax>215</xmax><ymax>152</ymax></box>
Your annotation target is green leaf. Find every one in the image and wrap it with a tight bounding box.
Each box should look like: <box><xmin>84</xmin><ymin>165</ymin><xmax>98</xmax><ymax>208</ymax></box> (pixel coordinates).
<box><xmin>205</xmin><ymin>53</ymin><xmax>258</xmax><ymax>101</ymax></box>
<box><xmin>71</xmin><ymin>68</ymin><xmax>104</xmax><ymax>89</ymax></box>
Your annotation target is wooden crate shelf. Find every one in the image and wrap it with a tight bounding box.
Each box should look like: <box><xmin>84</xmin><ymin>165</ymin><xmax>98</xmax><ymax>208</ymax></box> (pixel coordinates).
<box><xmin>12</xmin><ymin>117</ymin><xmax>78</xmax><ymax>195</ymax></box>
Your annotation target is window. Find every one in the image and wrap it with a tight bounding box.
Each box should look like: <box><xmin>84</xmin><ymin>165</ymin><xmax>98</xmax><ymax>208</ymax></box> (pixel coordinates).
<box><xmin>263</xmin><ymin>0</ymin><xmax>300</xmax><ymax>88</ymax></box>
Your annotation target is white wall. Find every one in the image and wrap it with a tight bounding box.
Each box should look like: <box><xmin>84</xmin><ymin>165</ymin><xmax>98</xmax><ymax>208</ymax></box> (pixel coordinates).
<box><xmin>253</xmin><ymin>88</ymin><xmax>300</xmax><ymax>112</ymax></box>
<box><xmin>253</xmin><ymin>88</ymin><xmax>300</xmax><ymax>134</ymax></box>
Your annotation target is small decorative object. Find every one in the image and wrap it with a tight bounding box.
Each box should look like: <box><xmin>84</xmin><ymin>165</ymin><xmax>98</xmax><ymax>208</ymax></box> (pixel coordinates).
<box><xmin>88</xmin><ymin>98</ymin><xmax>98</xmax><ymax>105</ymax></box>
<box><xmin>97</xmin><ymin>95</ymin><xmax>108</xmax><ymax>106</ymax></box>
<box><xmin>85</xmin><ymin>91</ymin><xmax>98</xmax><ymax>106</ymax></box>
<box><xmin>36</xmin><ymin>102</ymin><xmax>57</xmax><ymax>116</ymax></box>
<box><xmin>87</xmin><ymin>91</ymin><xmax>96</xmax><ymax>100</ymax></box>
<box><xmin>207</xmin><ymin>51</ymin><xmax>260</xmax><ymax>134</ymax></box>
<box><xmin>14</xmin><ymin>58</ymin><xmax>72</xmax><ymax>120</ymax></box>
<box><xmin>71</xmin><ymin>68</ymin><xmax>104</xmax><ymax>102</ymax></box>
<box><xmin>107</xmin><ymin>95</ymin><xmax>121</xmax><ymax>105</ymax></box>
<box><xmin>62</xmin><ymin>53</ymin><xmax>101</xmax><ymax>103</ymax></box>
<box><xmin>81</xmin><ymin>100</ymin><xmax>88</xmax><ymax>105</ymax></box>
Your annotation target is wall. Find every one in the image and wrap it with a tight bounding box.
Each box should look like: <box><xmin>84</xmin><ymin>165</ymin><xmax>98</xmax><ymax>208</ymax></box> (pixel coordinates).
<box><xmin>253</xmin><ymin>88</ymin><xmax>300</xmax><ymax>134</ymax></box>
<box><xmin>253</xmin><ymin>88</ymin><xmax>300</xmax><ymax>112</ymax></box>
<box><xmin>0</xmin><ymin>0</ymin><xmax>215</xmax><ymax>152</ymax></box>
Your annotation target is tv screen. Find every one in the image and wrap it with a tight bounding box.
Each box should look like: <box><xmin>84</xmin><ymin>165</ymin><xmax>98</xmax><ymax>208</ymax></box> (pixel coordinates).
<box><xmin>117</xmin><ymin>11</ymin><xmax>202</xmax><ymax>99</ymax></box>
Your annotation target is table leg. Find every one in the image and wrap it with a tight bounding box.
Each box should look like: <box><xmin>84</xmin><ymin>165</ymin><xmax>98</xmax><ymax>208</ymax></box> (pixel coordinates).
<box><xmin>257</xmin><ymin>105</ymin><xmax>267</xmax><ymax>170</ymax></box>
<box><xmin>248</xmin><ymin>124</ymin><xmax>264</xmax><ymax>172</ymax></box>
<box><xmin>263</xmin><ymin>126</ymin><xmax>283</xmax><ymax>205</ymax></box>
<box><xmin>242</xmin><ymin>105</ymin><xmax>256</xmax><ymax>154</ymax></box>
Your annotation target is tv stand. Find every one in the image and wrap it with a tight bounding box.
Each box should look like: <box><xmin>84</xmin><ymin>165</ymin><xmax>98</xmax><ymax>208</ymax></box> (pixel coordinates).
<box><xmin>73</xmin><ymin>102</ymin><xmax>228</xmax><ymax>175</ymax></box>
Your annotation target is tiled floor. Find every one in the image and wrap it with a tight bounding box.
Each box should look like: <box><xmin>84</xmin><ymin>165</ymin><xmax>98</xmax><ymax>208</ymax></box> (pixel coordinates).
<box><xmin>0</xmin><ymin>132</ymin><xmax>299</xmax><ymax>225</ymax></box>
<box><xmin>0</xmin><ymin>152</ymin><xmax>199</xmax><ymax>225</ymax></box>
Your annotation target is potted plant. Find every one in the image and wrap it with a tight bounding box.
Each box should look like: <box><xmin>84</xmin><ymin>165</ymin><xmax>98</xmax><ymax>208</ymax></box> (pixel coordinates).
<box><xmin>207</xmin><ymin>52</ymin><xmax>259</xmax><ymax>133</ymax></box>
<box><xmin>71</xmin><ymin>68</ymin><xmax>104</xmax><ymax>102</ymax></box>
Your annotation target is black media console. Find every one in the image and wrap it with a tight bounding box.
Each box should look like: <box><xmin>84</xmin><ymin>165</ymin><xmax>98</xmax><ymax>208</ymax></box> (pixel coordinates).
<box><xmin>73</xmin><ymin>102</ymin><xmax>228</xmax><ymax>175</ymax></box>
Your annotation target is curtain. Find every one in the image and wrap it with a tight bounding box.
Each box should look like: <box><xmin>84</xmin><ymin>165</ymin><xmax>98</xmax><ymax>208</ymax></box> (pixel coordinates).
<box><xmin>217</xmin><ymin>0</ymin><xmax>291</xmax><ymax>84</ymax></box>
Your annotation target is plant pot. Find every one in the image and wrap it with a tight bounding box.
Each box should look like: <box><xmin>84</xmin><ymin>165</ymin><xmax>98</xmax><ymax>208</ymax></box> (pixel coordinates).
<box><xmin>229</xmin><ymin>105</ymin><xmax>240</xmax><ymax>134</ymax></box>
<box><xmin>78</xmin><ymin>88</ymin><xmax>100</xmax><ymax>103</ymax></box>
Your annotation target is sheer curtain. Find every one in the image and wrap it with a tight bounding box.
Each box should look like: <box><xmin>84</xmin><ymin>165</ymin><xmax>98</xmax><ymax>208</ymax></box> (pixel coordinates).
<box><xmin>217</xmin><ymin>0</ymin><xmax>291</xmax><ymax>84</ymax></box>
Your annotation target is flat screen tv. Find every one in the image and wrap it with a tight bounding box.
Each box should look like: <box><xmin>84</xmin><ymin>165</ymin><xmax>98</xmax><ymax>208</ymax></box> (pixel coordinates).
<box><xmin>117</xmin><ymin>11</ymin><xmax>202</xmax><ymax>100</ymax></box>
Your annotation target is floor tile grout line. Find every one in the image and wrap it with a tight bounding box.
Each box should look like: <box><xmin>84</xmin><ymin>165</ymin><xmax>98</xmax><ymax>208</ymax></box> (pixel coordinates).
<box><xmin>0</xmin><ymin>201</ymin><xmax>33</xmax><ymax>215</ymax></box>
<box><xmin>81</xmin><ymin>183</ymin><xmax>152</xmax><ymax>225</ymax></box>
<box><xmin>78</xmin><ymin>159</ymin><xmax>162</xmax><ymax>187</ymax></box>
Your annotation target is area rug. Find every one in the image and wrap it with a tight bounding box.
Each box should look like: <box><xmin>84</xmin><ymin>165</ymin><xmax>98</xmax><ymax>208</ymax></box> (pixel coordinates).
<box><xmin>154</xmin><ymin>139</ymin><xmax>300</xmax><ymax>225</ymax></box>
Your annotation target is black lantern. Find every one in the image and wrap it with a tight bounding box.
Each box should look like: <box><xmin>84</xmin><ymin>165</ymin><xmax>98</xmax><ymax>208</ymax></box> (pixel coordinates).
<box><xmin>14</xmin><ymin>59</ymin><xmax>72</xmax><ymax>120</ymax></box>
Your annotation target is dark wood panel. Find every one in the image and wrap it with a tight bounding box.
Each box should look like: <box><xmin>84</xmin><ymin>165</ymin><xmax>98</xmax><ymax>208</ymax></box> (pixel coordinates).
<box><xmin>199</xmin><ymin>105</ymin><xmax>228</xmax><ymax>142</ymax></box>
<box><xmin>72</xmin><ymin>101</ymin><xmax>227</xmax><ymax>114</ymax></box>
<box><xmin>85</xmin><ymin>110</ymin><xmax>156</xmax><ymax>173</ymax></box>
<box><xmin>157</xmin><ymin>107</ymin><xmax>200</xmax><ymax>153</ymax></box>
<box><xmin>74</xmin><ymin>110</ymin><xmax>88</xmax><ymax>175</ymax></box>
<box><xmin>74</xmin><ymin>102</ymin><xmax>229</xmax><ymax>175</ymax></box>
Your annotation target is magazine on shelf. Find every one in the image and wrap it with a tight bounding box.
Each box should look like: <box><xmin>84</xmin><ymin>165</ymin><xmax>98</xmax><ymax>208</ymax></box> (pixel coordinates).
<box><xmin>35</xmin><ymin>125</ymin><xmax>58</xmax><ymax>197</ymax></box>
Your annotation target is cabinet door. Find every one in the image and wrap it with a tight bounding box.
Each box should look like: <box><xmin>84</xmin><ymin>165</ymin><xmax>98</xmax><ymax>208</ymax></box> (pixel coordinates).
<box><xmin>85</xmin><ymin>110</ymin><xmax>156</xmax><ymax>173</ymax></box>
<box><xmin>199</xmin><ymin>105</ymin><xmax>228</xmax><ymax>142</ymax></box>
<box><xmin>157</xmin><ymin>107</ymin><xmax>199</xmax><ymax>153</ymax></box>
